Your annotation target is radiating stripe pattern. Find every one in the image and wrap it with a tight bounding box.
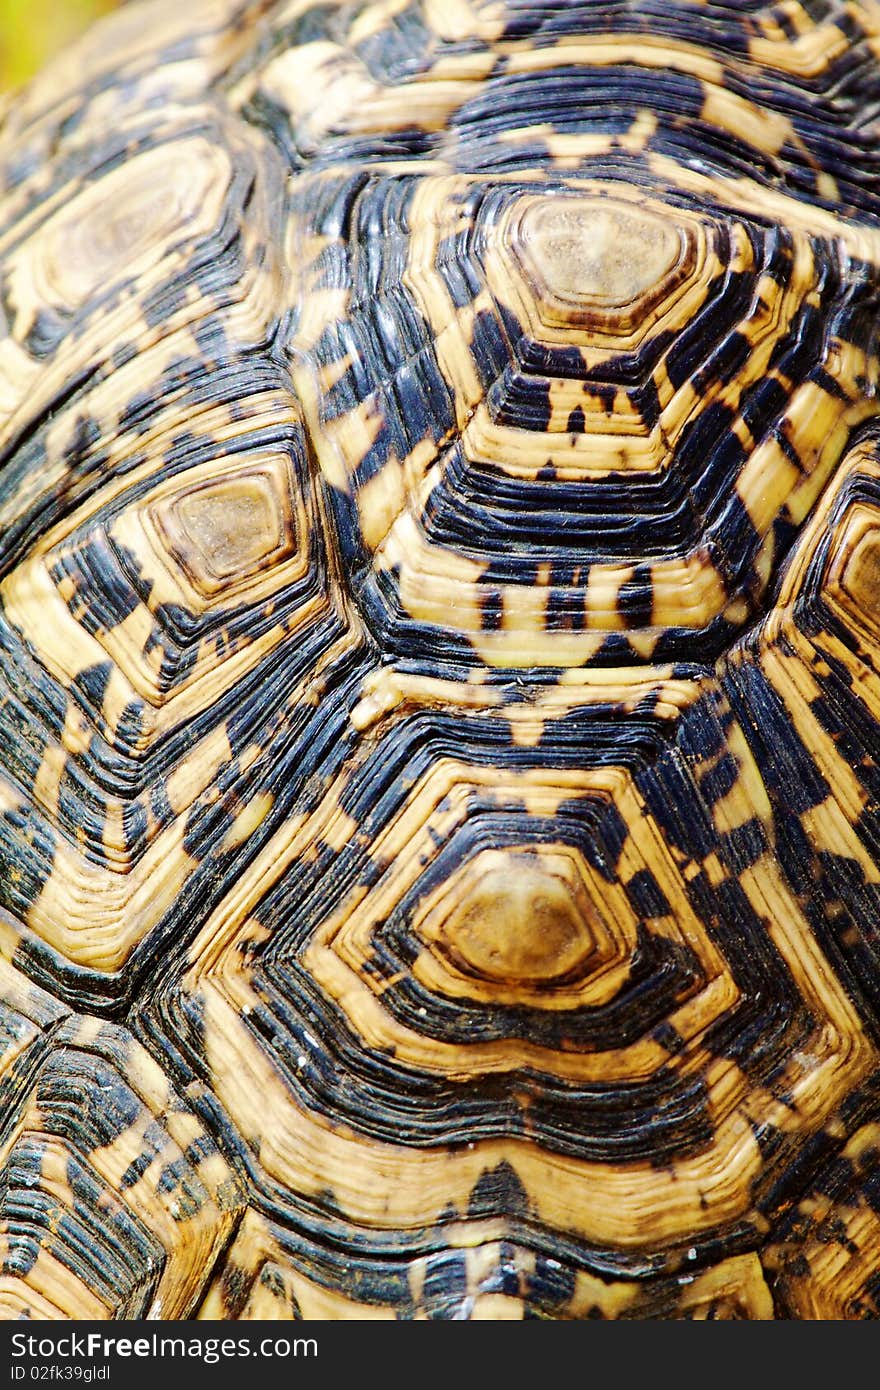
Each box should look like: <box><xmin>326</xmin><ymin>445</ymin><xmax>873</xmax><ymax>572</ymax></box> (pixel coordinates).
<box><xmin>2</xmin><ymin>0</ymin><xmax>880</xmax><ymax>1319</ymax></box>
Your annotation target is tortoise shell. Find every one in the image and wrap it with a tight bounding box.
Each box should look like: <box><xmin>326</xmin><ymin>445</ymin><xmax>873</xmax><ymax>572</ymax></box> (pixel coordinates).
<box><xmin>2</xmin><ymin>0</ymin><xmax>880</xmax><ymax>1322</ymax></box>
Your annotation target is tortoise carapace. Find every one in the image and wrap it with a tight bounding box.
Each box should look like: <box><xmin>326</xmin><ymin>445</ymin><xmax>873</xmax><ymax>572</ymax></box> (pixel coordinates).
<box><xmin>2</xmin><ymin>0</ymin><xmax>880</xmax><ymax>1320</ymax></box>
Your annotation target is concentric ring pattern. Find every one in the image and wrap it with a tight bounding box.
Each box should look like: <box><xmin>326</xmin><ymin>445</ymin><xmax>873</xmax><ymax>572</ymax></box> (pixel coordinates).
<box><xmin>3</xmin><ymin>0</ymin><xmax>880</xmax><ymax>1319</ymax></box>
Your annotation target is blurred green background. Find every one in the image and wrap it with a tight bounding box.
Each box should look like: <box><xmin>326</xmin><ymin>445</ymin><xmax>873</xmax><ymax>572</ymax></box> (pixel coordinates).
<box><xmin>0</xmin><ymin>0</ymin><xmax>121</xmax><ymax>90</ymax></box>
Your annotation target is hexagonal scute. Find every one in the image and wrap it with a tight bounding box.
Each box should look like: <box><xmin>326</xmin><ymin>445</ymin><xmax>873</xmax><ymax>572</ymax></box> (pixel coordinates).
<box><xmin>288</xmin><ymin>166</ymin><xmax>876</xmax><ymax>670</ymax></box>
<box><xmin>6</xmin><ymin>0</ymin><xmax>880</xmax><ymax>1323</ymax></box>
<box><xmin>0</xmin><ymin>998</ymin><xmax>244</xmax><ymax>1319</ymax></box>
